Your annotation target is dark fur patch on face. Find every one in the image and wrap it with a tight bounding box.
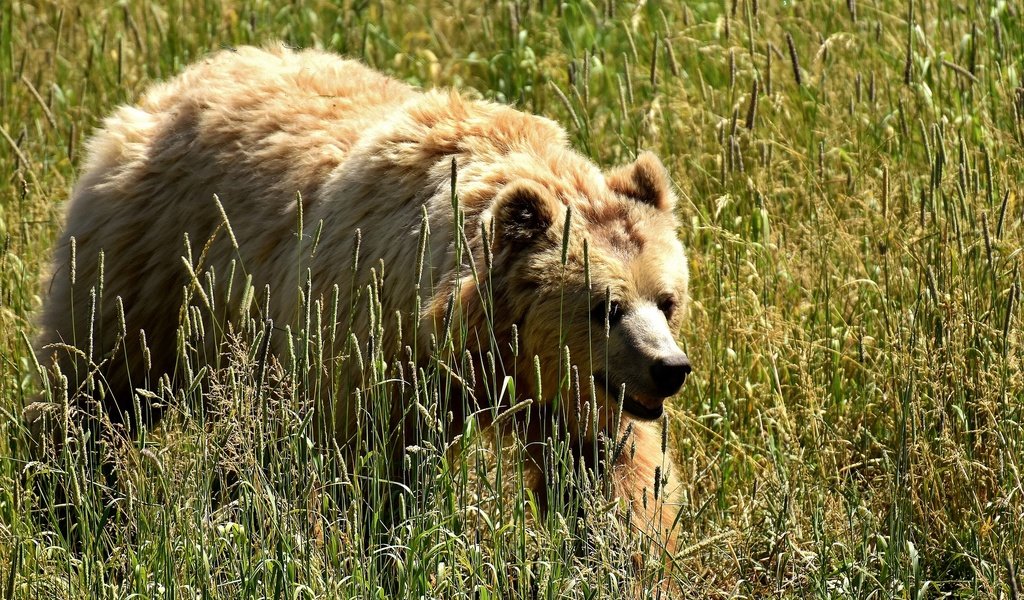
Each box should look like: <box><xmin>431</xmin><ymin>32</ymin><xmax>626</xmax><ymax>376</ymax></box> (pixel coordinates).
<box><xmin>580</xmin><ymin>201</ymin><xmax>651</xmax><ymax>257</ymax></box>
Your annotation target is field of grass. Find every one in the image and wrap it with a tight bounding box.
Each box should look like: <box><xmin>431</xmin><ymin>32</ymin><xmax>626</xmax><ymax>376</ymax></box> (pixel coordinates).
<box><xmin>2</xmin><ymin>0</ymin><xmax>1023</xmax><ymax>598</ymax></box>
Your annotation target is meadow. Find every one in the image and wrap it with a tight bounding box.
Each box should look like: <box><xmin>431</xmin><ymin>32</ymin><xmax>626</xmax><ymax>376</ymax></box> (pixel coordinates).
<box><xmin>1</xmin><ymin>0</ymin><xmax>1023</xmax><ymax>597</ymax></box>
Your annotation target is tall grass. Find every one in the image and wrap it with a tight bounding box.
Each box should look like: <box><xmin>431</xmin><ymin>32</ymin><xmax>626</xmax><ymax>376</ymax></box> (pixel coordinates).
<box><xmin>1</xmin><ymin>0</ymin><xmax>1022</xmax><ymax>598</ymax></box>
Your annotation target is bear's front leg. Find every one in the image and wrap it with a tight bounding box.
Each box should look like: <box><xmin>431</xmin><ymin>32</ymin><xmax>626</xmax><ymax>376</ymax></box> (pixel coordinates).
<box><xmin>518</xmin><ymin>410</ymin><xmax>682</xmax><ymax>558</ymax></box>
<box><xmin>608</xmin><ymin>418</ymin><xmax>682</xmax><ymax>557</ymax></box>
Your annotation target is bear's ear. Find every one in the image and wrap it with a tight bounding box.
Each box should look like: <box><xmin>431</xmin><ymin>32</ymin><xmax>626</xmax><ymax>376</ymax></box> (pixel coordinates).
<box><xmin>491</xmin><ymin>180</ymin><xmax>562</xmax><ymax>249</ymax></box>
<box><xmin>606</xmin><ymin>151</ymin><xmax>676</xmax><ymax>212</ymax></box>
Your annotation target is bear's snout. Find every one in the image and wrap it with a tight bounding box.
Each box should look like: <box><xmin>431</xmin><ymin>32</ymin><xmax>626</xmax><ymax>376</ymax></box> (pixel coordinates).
<box><xmin>649</xmin><ymin>353</ymin><xmax>692</xmax><ymax>398</ymax></box>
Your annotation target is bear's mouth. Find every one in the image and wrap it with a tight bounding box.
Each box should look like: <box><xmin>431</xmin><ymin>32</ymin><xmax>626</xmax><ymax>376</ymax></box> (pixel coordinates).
<box><xmin>592</xmin><ymin>372</ymin><xmax>665</xmax><ymax>421</ymax></box>
<box><xmin>621</xmin><ymin>397</ymin><xmax>664</xmax><ymax>420</ymax></box>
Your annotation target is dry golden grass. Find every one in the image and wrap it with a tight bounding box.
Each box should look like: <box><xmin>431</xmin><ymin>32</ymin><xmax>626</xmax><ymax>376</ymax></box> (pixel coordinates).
<box><xmin>1</xmin><ymin>1</ymin><xmax>1022</xmax><ymax>597</ymax></box>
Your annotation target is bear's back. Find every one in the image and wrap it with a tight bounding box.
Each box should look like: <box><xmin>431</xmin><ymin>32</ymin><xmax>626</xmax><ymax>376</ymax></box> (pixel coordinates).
<box><xmin>123</xmin><ymin>44</ymin><xmax>417</xmax><ymax>202</ymax></box>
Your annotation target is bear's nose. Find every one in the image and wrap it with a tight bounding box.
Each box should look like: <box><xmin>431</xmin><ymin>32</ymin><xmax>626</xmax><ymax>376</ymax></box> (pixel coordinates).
<box><xmin>650</xmin><ymin>354</ymin><xmax>692</xmax><ymax>397</ymax></box>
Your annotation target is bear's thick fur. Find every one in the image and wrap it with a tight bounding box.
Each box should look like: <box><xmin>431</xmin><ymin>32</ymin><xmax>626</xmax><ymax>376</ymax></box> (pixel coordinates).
<box><xmin>31</xmin><ymin>44</ymin><xmax>692</xmax><ymax>558</ymax></box>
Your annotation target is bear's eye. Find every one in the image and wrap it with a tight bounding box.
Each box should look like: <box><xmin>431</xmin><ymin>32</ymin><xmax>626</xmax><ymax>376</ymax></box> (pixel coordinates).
<box><xmin>658</xmin><ymin>297</ymin><xmax>676</xmax><ymax>320</ymax></box>
<box><xmin>591</xmin><ymin>300</ymin><xmax>623</xmax><ymax>327</ymax></box>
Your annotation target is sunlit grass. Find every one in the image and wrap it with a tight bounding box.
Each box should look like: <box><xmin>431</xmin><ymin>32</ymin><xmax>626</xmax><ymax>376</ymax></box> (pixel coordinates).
<box><xmin>1</xmin><ymin>1</ymin><xmax>1023</xmax><ymax>598</ymax></box>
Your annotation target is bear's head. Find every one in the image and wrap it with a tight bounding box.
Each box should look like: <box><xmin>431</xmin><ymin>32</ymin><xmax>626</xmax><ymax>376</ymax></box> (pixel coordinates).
<box><xmin>487</xmin><ymin>151</ymin><xmax>690</xmax><ymax>429</ymax></box>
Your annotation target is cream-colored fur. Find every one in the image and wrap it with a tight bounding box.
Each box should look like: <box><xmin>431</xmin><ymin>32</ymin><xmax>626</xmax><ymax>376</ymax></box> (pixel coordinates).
<box><xmin>32</xmin><ymin>43</ymin><xmax>690</xmax><ymax>563</ymax></box>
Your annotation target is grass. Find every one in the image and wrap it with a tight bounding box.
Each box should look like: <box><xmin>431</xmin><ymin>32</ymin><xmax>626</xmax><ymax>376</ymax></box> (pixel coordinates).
<box><xmin>1</xmin><ymin>0</ymin><xmax>1023</xmax><ymax>597</ymax></box>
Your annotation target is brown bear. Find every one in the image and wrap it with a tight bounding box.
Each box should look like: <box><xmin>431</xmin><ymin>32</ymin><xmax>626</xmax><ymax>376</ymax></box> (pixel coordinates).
<box><xmin>29</xmin><ymin>44</ymin><xmax>692</xmax><ymax>563</ymax></box>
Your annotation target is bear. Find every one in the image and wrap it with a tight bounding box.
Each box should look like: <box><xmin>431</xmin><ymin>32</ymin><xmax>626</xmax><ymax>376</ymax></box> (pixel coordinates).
<box><xmin>27</xmin><ymin>44</ymin><xmax>692</xmax><ymax>566</ymax></box>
